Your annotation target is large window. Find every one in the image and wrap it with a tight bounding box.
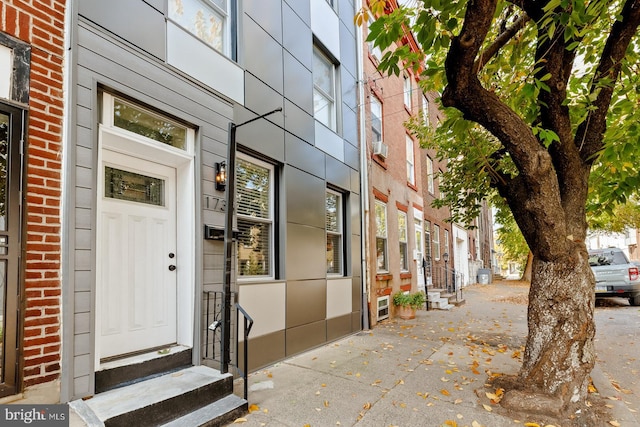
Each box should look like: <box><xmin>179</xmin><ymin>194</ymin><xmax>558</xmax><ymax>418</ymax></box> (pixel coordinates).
<box><xmin>398</xmin><ymin>212</ymin><xmax>408</xmax><ymax>271</ymax></box>
<box><xmin>168</xmin><ymin>0</ymin><xmax>233</xmax><ymax>57</ymax></box>
<box><xmin>313</xmin><ymin>47</ymin><xmax>337</xmax><ymax>131</ymax></box>
<box><xmin>433</xmin><ymin>224</ymin><xmax>441</xmax><ymax>261</ymax></box>
<box><xmin>375</xmin><ymin>201</ymin><xmax>388</xmax><ymax>272</ymax></box>
<box><xmin>370</xmin><ymin>95</ymin><xmax>382</xmax><ymax>143</ymax></box>
<box><xmin>406</xmin><ymin>135</ymin><xmax>415</xmax><ymax>185</ymax></box>
<box><xmin>426</xmin><ymin>156</ymin><xmax>434</xmax><ymax>194</ymax></box>
<box><xmin>237</xmin><ymin>156</ymin><xmax>274</xmax><ymax>278</ymax></box>
<box><xmin>444</xmin><ymin>229</ymin><xmax>450</xmax><ymax>258</ymax></box>
<box><xmin>326</xmin><ymin>190</ymin><xmax>343</xmax><ymax>275</ymax></box>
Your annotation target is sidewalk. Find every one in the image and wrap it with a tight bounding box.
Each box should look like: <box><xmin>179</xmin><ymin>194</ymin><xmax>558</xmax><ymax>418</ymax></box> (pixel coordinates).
<box><xmin>227</xmin><ymin>282</ymin><xmax>637</xmax><ymax>427</ymax></box>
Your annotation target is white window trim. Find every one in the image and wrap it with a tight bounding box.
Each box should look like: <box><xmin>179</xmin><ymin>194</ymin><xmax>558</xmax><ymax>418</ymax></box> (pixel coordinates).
<box><xmin>375</xmin><ymin>200</ymin><xmax>388</xmax><ymax>272</ymax></box>
<box><xmin>313</xmin><ymin>46</ymin><xmax>337</xmax><ymax>131</ymax></box>
<box><xmin>237</xmin><ymin>154</ymin><xmax>275</xmax><ymax>281</ymax></box>
<box><xmin>426</xmin><ymin>156</ymin><xmax>434</xmax><ymax>194</ymax></box>
<box><xmin>433</xmin><ymin>224</ymin><xmax>441</xmax><ymax>261</ymax></box>
<box><xmin>406</xmin><ymin>135</ymin><xmax>415</xmax><ymax>185</ymax></box>
<box><xmin>168</xmin><ymin>0</ymin><xmax>232</xmax><ymax>57</ymax></box>
<box><xmin>398</xmin><ymin>211</ymin><xmax>409</xmax><ymax>272</ymax></box>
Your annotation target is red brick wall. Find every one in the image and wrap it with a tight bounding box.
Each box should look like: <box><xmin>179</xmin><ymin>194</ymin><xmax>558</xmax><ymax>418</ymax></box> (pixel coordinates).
<box><xmin>1</xmin><ymin>0</ymin><xmax>66</xmax><ymax>388</ymax></box>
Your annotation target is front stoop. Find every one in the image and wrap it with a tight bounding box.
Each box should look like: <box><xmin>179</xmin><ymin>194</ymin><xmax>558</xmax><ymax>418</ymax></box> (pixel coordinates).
<box><xmin>427</xmin><ymin>290</ymin><xmax>454</xmax><ymax>310</ymax></box>
<box><xmin>70</xmin><ymin>366</ymin><xmax>247</xmax><ymax>427</ymax></box>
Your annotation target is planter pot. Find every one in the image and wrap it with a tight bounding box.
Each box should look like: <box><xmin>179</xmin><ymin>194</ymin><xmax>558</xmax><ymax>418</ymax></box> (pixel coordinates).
<box><xmin>396</xmin><ymin>305</ymin><xmax>415</xmax><ymax>320</ymax></box>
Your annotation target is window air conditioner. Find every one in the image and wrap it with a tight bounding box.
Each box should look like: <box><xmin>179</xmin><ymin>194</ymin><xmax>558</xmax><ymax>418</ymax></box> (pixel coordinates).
<box><xmin>372</xmin><ymin>141</ymin><xmax>388</xmax><ymax>159</ymax></box>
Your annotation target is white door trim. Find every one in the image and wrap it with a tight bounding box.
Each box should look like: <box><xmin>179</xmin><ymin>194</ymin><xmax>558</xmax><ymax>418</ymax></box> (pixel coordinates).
<box><xmin>95</xmin><ymin>124</ymin><xmax>195</xmax><ymax>366</ymax></box>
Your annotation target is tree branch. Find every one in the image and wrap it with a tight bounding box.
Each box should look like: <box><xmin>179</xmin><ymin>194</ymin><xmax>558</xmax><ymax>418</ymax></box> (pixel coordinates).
<box><xmin>474</xmin><ymin>14</ymin><xmax>531</xmax><ymax>74</ymax></box>
<box><xmin>578</xmin><ymin>0</ymin><xmax>640</xmax><ymax>162</ymax></box>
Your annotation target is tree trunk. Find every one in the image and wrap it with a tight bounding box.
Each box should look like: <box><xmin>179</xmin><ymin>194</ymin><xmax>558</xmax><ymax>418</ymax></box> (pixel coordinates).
<box><xmin>520</xmin><ymin>251</ymin><xmax>533</xmax><ymax>282</ymax></box>
<box><xmin>499</xmin><ymin>244</ymin><xmax>596</xmax><ymax>416</ymax></box>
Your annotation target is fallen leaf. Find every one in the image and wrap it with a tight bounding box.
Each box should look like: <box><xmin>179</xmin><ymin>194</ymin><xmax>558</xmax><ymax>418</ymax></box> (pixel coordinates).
<box><xmin>454</xmin><ymin>399</ymin><xmax>462</xmax><ymax>404</ymax></box>
<box><xmin>608</xmin><ymin>422</ymin><xmax>621</xmax><ymax>427</ymax></box>
<box><xmin>324</xmin><ymin>400</ymin><xmax>330</xmax><ymax>407</ymax></box>
<box><xmin>444</xmin><ymin>420</ymin><xmax>457</xmax><ymax>426</ymax></box>
<box><xmin>232</xmin><ymin>418</ymin><xmax>247</xmax><ymax>424</ymax></box>
<box><xmin>472</xmin><ymin>421</ymin><xmax>483</xmax><ymax>427</ymax></box>
<box><xmin>441</xmin><ymin>389</ymin><xmax>451</xmax><ymax>396</ymax></box>
<box><xmin>248</xmin><ymin>404</ymin><xmax>260</xmax><ymax>413</ymax></box>
<box><xmin>482</xmin><ymin>404</ymin><xmax>492</xmax><ymax>412</ymax></box>
<box><xmin>523</xmin><ymin>423</ymin><xmax>540</xmax><ymax>427</ymax></box>
<box><xmin>363</xmin><ymin>402</ymin><xmax>372</xmax><ymax>410</ymax></box>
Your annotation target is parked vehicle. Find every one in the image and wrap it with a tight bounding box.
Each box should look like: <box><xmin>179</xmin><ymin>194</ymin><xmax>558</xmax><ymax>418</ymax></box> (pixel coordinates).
<box><xmin>588</xmin><ymin>248</ymin><xmax>640</xmax><ymax>306</ymax></box>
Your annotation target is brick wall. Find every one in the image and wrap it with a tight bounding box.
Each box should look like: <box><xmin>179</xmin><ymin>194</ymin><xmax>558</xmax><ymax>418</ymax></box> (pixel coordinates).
<box><xmin>1</xmin><ymin>0</ymin><xmax>66</xmax><ymax>388</ymax></box>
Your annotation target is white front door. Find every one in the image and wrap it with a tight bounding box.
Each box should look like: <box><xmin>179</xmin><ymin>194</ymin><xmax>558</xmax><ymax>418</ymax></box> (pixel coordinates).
<box><xmin>97</xmin><ymin>149</ymin><xmax>178</xmax><ymax>359</ymax></box>
<box><xmin>415</xmin><ymin>218</ymin><xmax>425</xmax><ymax>290</ymax></box>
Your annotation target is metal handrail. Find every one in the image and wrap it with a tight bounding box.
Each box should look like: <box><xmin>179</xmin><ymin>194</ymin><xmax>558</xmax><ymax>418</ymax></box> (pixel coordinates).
<box><xmin>235</xmin><ymin>303</ymin><xmax>254</xmax><ymax>400</ymax></box>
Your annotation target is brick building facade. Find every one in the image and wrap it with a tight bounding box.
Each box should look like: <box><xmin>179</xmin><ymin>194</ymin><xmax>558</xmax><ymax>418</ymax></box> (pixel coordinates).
<box><xmin>0</xmin><ymin>0</ymin><xmax>65</xmax><ymax>401</ymax></box>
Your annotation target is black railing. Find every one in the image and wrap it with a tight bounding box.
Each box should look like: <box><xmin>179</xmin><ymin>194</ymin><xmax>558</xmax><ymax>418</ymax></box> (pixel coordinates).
<box><xmin>203</xmin><ymin>291</ymin><xmax>253</xmax><ymax>400</ymax></box>
<box><xmin>422</xmin><ymin>258</ymin><xmax>464</xmax><ymax>307</ymax></box>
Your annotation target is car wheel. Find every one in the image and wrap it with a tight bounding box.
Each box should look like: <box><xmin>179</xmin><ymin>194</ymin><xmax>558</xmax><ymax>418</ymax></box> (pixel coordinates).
<box><xmin>630</xmin><ymin>295</ymin><xmax>640</xmax><ymax>306</ymax></box>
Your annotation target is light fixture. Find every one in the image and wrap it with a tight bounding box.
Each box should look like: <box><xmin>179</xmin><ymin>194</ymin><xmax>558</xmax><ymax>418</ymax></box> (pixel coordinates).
<box><xmin>443</xmin><ymin>252</ymin><xmax>449</xmax><ymax>263</ymax></box>
<box><xmin>215</xmin><ymin>161</ymin><xmax>227</xmax><ymax>191</ymax></box>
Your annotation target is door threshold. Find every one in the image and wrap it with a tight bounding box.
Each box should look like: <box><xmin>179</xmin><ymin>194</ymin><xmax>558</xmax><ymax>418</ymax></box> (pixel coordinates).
<box><xmin>99</xmin><ymin>345</ymin><xmax>191</xmax><ymax>371</ymax></box>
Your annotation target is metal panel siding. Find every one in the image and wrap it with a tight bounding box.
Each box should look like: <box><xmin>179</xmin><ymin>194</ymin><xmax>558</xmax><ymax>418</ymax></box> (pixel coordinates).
<box><xmin>284</xmin><ymin>133</ymin><xmax>325</xmax><ymax>179</ymax></box>
<box><xmin>243</xmin><ymin>18</ymin><xmax>284</xmax><ymax>93</ymax></box>
<box><xmin>285</xmin><ymin>320</ymin><xmax>327</xmax><ymax>356</ymax></box>
<box><xmin>283</xmin><ymin>52</ymin><xmax>313</xmax><ymax>114</ymax></box>
<box><xmin>286</xmin><ymin>279</ymin><xmax>327</xmax><ymax>328</ymax></box>
<box><xmin>245</xmin><ymin>0</ymin><xmax>283</xmax><ymax>42</ymax></box>
<box><xmin>244</xmin><ymin>74</ymin><xmax>285</xmax><ymax>123</ymax></box>
<box><xmin>327</xmin><ymin>315</ymin><xmax>351</xmax><ymax>341</ymax></box>
<box><xmin>286</xmin><ymin>223</ymin><xmax>326</xmax><ymax>280</ymax></box>
<box><xmin>284</xmin><ymin>99</ymin><xmax>315</xmax><ymax>143</ymax></box>
<box><xmin>242</xmin><ymin>332</ymin><xmax>286</xmax><ymax>372</ymax></box>
<box><xmin>326</xmin><ymin>156</ymin><xmax>351</xmax><ymax>190</ymax></box>
<box><xmin>285</xmin><ymin>166</ymin><xmax>325</xmax><ymax>228</ymax></box>
<box><xmin>282</xmin><ymin>4</ymin><xmax>312</xmax><ymax>69</ymax></box>
<box><xmin>79</xmin><ymin>0</ymin><xmax>165</xmax><ymax>60</ymax></box>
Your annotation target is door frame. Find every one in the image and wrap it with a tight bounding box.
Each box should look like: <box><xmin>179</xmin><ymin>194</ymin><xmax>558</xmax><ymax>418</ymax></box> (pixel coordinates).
<box><xmin>95</xmin><ymin>96</ymin><xmax>196</xmax><ymax>367</ymax></box>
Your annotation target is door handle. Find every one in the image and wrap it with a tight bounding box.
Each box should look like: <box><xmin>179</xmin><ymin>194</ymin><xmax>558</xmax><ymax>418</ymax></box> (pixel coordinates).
<box><xmin>169</xmin><ymin>265</ymin><xmax>176</xmax><ymax>271</ymax></box>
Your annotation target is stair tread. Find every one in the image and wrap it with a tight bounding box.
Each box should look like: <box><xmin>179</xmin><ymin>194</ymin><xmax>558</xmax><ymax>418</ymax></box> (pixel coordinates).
<box><xmin>72</xmin><ymin>366</ymin><xmax>231</xmax><ymax>422</ymax></box>
<box><xmin>160</xmin><ymin>394</ymin><xmax>247</xmax><ymax>427</ymax></box>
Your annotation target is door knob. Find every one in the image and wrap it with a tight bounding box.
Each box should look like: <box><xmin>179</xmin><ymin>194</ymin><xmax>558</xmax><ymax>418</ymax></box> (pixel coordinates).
<box><xmin>169</xmin><ymin>253</ymin><xmax>175</xmax><ymax>258</ymax></box>
<box><xmin>169</xmin><ymin>265</ymin><xmax>176</xmax><ymax>271</ymax></box>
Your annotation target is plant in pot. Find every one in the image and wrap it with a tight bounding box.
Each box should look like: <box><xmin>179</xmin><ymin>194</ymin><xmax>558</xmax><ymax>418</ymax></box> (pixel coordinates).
<box><xmin>392</xmin><ymin>291</ymin><xmax>426</xmax><ymax>320</ymax></box>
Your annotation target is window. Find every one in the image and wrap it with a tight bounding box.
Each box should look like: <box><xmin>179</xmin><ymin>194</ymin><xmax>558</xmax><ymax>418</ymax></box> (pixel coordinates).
<box><xmin>313</xmin><ymin>47</ymin><xmax>337</xmax><ymax>131</ymax></box>
<box><xmin>370</xmin><ymin>95</ymin><xmax>382</xmax><ymax>143</ymax></box>
<box><xmin>422</xmin><ymin>94</ymin><xmax>429</xmax><ymax>125</ymax></box>
<box><xmin>367</xmin><ymin>17</ymin><xmax>382</xmax><ymax>60</ymax></box>
<box><xmin>403</xmin><ymin>75</ymin><xmax>412</xmax><ymax>109</ymax></box>
<box><xmin>112</xmin><ymin>97</ymin><xmax>188</xmax><ymax>150</ymax></box>
<box><xmin>237</xmin><ymin>156</ymin><xmax>274</xmax><ymax>278</ymax></box>
<box><xmin>326</xmin><ymin>190</ymin><xmax>343</xmax><ymax>275</ymax></box>
<box><xmin>375</xmin><ymin>201</ymin><xmax>388</xmax><ymax>272</ymax></box>
<box><xmin>168</xmin><ymin>0</ymin><xmax>233</xmax><ymax>57</ymax></box>
<box><xmin>433</xmin><ymin>224</ymin><xmax>441</xmax><ymax>260</ymax></box>
<box><xmin>414</xmin><ymin>218</ymin><xmax>423</xmax><ymax>269</ymax></box>
<box><xmin>406</xmin><ymin>135</ymin><xmax>415</xmax><ymax>185</ymax></box>
<box><xmin>398</xmin><ymin>212</ymin><xmax>408</xmax><ymax>271</ymax></box>
<box><xmin>426</xmin><ymin>156</ymin><xmax>434</xmax><ymax>194</ymax></box>
<box><xmin>377</xmin><ymin>296</ymin><xmax>390</xmax><ymax>321</ymax></box>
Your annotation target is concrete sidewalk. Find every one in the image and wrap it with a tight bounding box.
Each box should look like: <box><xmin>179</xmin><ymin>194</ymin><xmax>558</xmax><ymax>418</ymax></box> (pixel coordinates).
<box><xmin>227</xmin><ymin>282</ymin><xmax>637</xmax><ymax>427</ymax></box>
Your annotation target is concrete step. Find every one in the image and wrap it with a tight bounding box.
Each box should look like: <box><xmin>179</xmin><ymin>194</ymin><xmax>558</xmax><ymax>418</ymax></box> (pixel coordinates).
<box><xmin>70</xmin><ymin>366</ymin><xmax>244</xmax><ymax>427</ymax></box>
<box><xmin>160</xmin><ymin>394</ymin><xmax>247</xmax><ymax>427</ymax></box>
<box><xmin>427</xmin><ymin>291</ymin><xmax>442</xmax><ymax>300</ymax></box>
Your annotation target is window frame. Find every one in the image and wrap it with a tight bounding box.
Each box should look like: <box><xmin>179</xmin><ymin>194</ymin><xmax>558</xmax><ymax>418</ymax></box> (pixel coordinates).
<box><xmin>398</xmin><ymin>211</ymin><xmax>408</xmax><ymax>272</ymax></box>
<box><xmin>370</xmin><ymin>94</ymin><xmax>383</xmax><ymax>144</ymax></box>
<box><xmin>433</xmin><ymin>224</ymin><xmax>441</xmax><ymax>261</ymax></box>
<box><xmin>426</xmin><ymin>156</ymin><xmax>434</xmax><ymax>194</ymax></box>
<box><xmin>422</xmin><ymin>94</ymin><xmax>429</xmax><ymax>125</ymax></box>
<box><xmin>313</xmin><ymin>46</ymin><xmax>338</xmax><ymax>131</ymax></box>
<box><xmin>236</xmin><ymin>154</ymin><xmax>275</xmax><ymax>280</ymax></box>
<box><xmin>406</xmin><ymin>135</ymin><xmax>415</xmax><ymax>185</ymax></box>
<box><xmin>326</xmin><ymin>189</ymin><xmax>344</xmax><ymax>276</ymax></box>
<box><xmin>375</xmin><ymin>200</ymin><xmax>388</xmax><ymax>272</ymax></box>
<box><xmin>403</xmin><ymin>75</ymin><xmax>412</xmax><ymax>109</ymax></box>
<box><xmin>367</xmin><ymin>16</ymin><xmax>382</xmax><ymax>60</ymax></box>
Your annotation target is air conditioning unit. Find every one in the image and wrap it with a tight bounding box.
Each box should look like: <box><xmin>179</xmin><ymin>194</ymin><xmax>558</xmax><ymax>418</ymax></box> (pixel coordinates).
<box><xmin>372</xmin><ymin>141</ymin><xmax>388</xmax><ymax>159</ymax></box>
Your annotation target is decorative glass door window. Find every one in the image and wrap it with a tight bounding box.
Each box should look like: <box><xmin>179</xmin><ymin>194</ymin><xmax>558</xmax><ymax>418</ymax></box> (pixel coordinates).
<box><xmin>113</xmin><ymin>98</ymin><xmax>187</xmax><ymax>150</ymax></box>
<box><xmin>104</xmin><ymin>167</ymin><xmax>165</xmax><ymax>206</ymax></box>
